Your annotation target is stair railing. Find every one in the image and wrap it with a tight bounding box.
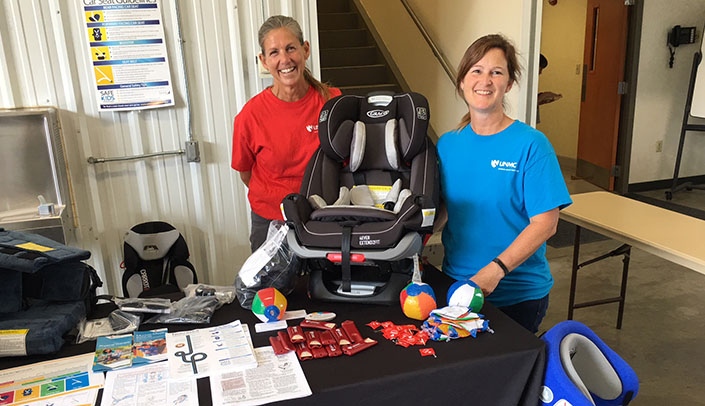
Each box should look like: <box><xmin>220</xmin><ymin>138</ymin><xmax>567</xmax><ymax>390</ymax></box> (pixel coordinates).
<box><xmin>400</xmin><ymin>0</ymin><xmax>457</xmax><ymax>84</ymax></box>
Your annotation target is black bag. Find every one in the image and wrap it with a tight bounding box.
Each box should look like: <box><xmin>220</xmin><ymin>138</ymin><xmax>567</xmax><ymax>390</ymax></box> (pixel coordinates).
<box><xmin>122</xmin><ymin>221</ymin><xmax>197</xmax><ymax>298</ymax></box>
<box><xmin>0</xmin><ymin>228</ymin><xmax>103</xmax><ymax>356</ymax></box>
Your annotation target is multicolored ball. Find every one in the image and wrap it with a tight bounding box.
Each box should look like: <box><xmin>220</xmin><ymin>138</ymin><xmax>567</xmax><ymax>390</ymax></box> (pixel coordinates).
<box><xmin>400</xmin><ymin>282</ymin><xmax>437</xmax><ymax>320</ymax></box>
<box><xmin>447</xmin><ymin>280</ymin><xmax>484</xmax><ymax>312</ymax></box>
<box><xmin>252</xmin><ymin>287</ymin><xmax>287</xmax><ymax>322</ymax></box>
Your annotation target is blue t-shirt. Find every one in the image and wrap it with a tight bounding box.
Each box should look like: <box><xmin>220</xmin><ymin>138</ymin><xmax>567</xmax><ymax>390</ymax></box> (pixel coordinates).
<box><xmin>437</xmin><ymin>120</ymin><xmax>572</xmax><ymax>307</ymax></box>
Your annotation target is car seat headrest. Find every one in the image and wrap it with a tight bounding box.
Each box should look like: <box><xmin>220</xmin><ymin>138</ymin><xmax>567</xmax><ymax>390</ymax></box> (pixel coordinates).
<box><xmin>318</xmin><ymin>93</ymin><xmax>430</xmax><ymax>167</ymax></box>
<box><xmin>560</xmin><ymin>333</ymin><xmax>623</xmax><ymax>405</ymax></box>
<box><xmin>124</xmin><ymin>225</ymin><xmax>181</xmax><ymax>261</ymax></box>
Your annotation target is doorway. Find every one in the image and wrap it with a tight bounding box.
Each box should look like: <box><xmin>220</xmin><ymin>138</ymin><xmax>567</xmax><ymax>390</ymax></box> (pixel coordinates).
<box><xmin>538</xmin><ymin>0</ymin><xmax>642</xmax><ymax>194</ymax></box>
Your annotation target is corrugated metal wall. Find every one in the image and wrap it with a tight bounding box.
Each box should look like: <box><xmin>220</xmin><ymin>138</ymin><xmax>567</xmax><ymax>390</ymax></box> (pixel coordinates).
<box><xmin>0</xmin><ymin>0</ymin><xmax>318</xmax><ymax>293</ymax></box>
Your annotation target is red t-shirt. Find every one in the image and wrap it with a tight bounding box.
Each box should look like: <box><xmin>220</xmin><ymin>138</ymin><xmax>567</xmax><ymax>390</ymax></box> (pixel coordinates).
<box><xmin>231</xmin><ymin>85</ymin><xmax>341</xmax><ymax>220</ymax></box>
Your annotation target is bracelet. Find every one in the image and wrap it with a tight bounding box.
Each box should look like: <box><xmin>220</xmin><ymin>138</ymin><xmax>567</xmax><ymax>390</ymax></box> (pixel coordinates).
<box><xmin>492</xmin><ymin>257</ymin><xmax>510</xmax><ymax>276</ymax></box>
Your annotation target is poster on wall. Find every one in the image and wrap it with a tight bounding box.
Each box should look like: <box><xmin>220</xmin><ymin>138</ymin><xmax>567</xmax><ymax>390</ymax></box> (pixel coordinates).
<box><xmin>82</xmin><ymin>0</ymin><xmax>174</xmax><ymax>111</ymax></box>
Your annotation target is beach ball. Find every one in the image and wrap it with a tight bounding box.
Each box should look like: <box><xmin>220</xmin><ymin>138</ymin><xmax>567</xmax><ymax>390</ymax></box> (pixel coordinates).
<box><xmin>400</xmin><ymin>282</ymin><xmax>437</xmax><ymax>320</ymax></box>
<box><xmin>252</xmin><ymin>287</ymin><xmax>287</xmax><ymax>322</ymax></box>
<box><xmin>447</xmin><ymin>280</ymin><xmax>484</xmax><ymax>312</ymax></box>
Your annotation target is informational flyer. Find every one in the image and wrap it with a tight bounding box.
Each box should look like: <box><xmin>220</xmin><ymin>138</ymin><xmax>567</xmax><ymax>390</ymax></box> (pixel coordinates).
<box><xmin>166</xmin><ymin>320</ymin><xmax>257</xmax><ymax>380</ymax></box>
<box><xmin>0</xmin><ymin>353</ymin><xmax>104</xmax><ymax>406</ymax></box>
<box><xmin>100</xmin><ymin>362</ymin><xmax>197</xmax><ymax>406</ymax></box>
<box><xmin>210</xmin><ymin>347</ymin><xmax>312</xmax><ymax>406</ymax></box>
<box><xmin>81</xmin><ymin>0</ymin><xmax>175</xmax><ymax>111</ymax></box>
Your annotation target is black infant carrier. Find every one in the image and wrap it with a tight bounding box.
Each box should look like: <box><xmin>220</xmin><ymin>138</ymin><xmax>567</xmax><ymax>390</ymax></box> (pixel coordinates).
<box><xmin>281</xmin><ymin>92</ymin><xmax>439</xmax><ymax>304</ymax></box>
<box><xmin>0</xmin><ymin>228</ymin><xmax>102</xmax><ymax>356</ymax></box>
<box><xmin>121</xmin><ymin>221</ymin><xmax>198</xmax><ymax>298</ymax></box>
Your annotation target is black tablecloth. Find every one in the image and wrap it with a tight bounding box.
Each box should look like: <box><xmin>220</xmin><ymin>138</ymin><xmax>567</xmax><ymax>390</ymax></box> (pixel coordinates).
<box><xmin>0</xmin><ymin>268</ymin><xmax>545</xmax><ymax>406</ymax></box>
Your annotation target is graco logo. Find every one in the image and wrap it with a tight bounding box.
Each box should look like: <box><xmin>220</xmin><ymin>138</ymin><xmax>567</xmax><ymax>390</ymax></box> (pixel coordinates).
<box><xmin>367</xmin><ymin>109</ymin><xmax>389</xmax><ymax>119</ymax></box>
<box><xmin>319</xmin><ymin>109</ymin><xmax>329</xmax><ymax>122</ymax></box>
<box><xmin>416</xmin><ymin>107</ymin><xmax>428</xmax><ymax>120</ymax></box>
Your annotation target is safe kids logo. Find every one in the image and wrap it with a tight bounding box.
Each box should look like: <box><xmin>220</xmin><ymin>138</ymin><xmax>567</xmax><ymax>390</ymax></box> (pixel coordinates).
<box><xmin>491</xmin><ymin>159</ymin><xmax>519</xmax><ymax>172</ymax></box>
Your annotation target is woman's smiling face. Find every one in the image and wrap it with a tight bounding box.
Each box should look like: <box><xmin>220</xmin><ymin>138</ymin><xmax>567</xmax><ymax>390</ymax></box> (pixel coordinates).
<box><xmin>460</xmin><ymin>47</ymin><xmax>514</xmax><ymax>115</ymax></box>
<box><xmin>259</xmin><ymin>27</ymin><xmax>310</xmax><ymax>88</ymax></box>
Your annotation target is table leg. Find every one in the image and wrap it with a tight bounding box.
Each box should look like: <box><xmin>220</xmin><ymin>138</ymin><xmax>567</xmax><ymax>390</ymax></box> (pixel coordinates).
<box><xmin>616</xmin><ymin>246</ymin><xmax>631</xmax><ymax>329</ymax></box>
<box><xmin>567</xmin><ymin>225</ymin><xmax>582</xmax><ymax>320</ymax></box>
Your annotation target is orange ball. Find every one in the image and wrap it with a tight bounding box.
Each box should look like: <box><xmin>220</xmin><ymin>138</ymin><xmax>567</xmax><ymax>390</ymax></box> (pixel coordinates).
<box><xmin>399</xmin><ymin>282</ymin><xmax>437</xmax><ymax>320</ymax></box>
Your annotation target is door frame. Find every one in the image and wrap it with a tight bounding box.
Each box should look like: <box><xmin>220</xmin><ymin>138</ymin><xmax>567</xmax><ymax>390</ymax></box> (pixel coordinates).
<box><xmin>613</xmin><ymin>0</ymin><xmax>643</xmax><ymax>194</ymax></box>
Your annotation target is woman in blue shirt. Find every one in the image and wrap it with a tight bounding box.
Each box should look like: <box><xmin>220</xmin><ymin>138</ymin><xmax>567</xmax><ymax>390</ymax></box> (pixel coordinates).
<box><xmin>437</xmin><ymin>34</ymin><xmax>572</xmax><ymax>333</ymax></box>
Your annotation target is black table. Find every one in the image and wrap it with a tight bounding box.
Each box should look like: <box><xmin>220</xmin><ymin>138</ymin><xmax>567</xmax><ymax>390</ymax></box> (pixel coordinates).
<box><xmin>0</xmin><ymin>268</ymin><xmax>545</xmax><ymax>406</ymax></box>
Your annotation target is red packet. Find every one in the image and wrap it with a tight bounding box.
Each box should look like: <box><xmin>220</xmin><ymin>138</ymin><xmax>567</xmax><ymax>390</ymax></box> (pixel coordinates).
<box><xmin>288</xmin><ymin>325</ymin><xmax>305</xmax><ymax>343</ymax></box>
<box><xmin>278</xmin><ymin>330</ymin><xmax>296</xmax><ymax>352</ymax></box>
<box><xmin>342</xmin><ymin>338</ymin><xmax>378</xmax><ymax>356</ymax></box>
<box><xmin>325</xmin><ymin>343</ymin><xmax>343</xmax><ymax>357</ymax></box>
<box><xmin>319</xmin><ymin>330</ymin><xmax>336</xmax><ymax>346</ymax></box>
<box><xmin>332</xmin><ymin>327</ymin><xmax>351</xmax><ymax>346</ymax></box>
<box><xmin>341</xmin><ymin>320</ymin><xmax>363</xmax><ymax>343</ymax></box>
<box><xmin>300</xmin><ymin>319</ymin><xmax>337</xmax><ymax>330</ymax></box>
<box><xmin>269</xmin><ymin>336</ymin><xmax>289</xmax><ymax>355</ymax></box>
<box><xmin>295</xmin><ymin>341</ymin><xmax>313</xmax><ymax>361</ymax></box>
<box><xmin>311</xmin><ymin>345</ymin><xmax>328</xmax><ymax>359</ymax></box>
<box><xmin>305</xmin><ymin>330</ymin><xmax>322</xmax><ymax>348</ymax></box>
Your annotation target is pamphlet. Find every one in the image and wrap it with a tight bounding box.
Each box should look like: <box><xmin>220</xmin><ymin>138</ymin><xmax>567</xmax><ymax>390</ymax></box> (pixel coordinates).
<box><xmin>166</xmin><ymin>320</ymin><xmax>257</xmax><ymax>379</ymax></box>
<box><xmin>210</xmin><ymin>346</ymin><xmax>312</xmax><ymax>405</ymax></box>
<box><xmin>132</xmin><ymin>328</ymin><xmax>168</xmax><ymax>365</ymax></box>
<box><xmin>100</xmin><ymin>362</ymin><xmax>198</xmax><ymax>406</ymax></box>
<box><xmin>0</xmin><ymin>353</ymin><xmax>103</xmax><ymax>406</ymax></box>
<box><xmin>93</xmin><ymin>334</ymin><xmax>133</xmax><ymax>372</ymax></box>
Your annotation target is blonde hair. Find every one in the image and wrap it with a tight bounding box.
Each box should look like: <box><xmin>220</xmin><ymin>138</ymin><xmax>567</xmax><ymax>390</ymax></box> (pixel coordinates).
<box><xmin>454</xmin><ymin>34</ymin><xmax>522</xmax><ymax>130</ymax></box>
<box><xmin>258</xmin><ymin>15</ymin><xmax>334</xmax><ymax>100</ymax></box>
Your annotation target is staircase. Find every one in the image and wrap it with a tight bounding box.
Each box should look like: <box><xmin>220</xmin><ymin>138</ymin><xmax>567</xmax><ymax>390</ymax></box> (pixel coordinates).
<box><xmin>316</xmin><ymin>0</ymin><xmax>402</xmax><ymax>96</ymax></box>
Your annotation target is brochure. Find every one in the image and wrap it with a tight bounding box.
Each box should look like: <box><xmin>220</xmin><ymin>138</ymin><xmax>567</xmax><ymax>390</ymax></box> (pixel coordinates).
<box><xmin>132</xmin><ymin>328</ymin><xmax>168</xmax><ymax>365</ymax></box>
<box><xmin>166</xmin><ymin>320</ymin><xmax>257</xmax><ymax>379</ymax></box>
<box><xmin>93</xmin><ymin>334</ymin><xmax>134</xmax><ymax>372</ymax></box>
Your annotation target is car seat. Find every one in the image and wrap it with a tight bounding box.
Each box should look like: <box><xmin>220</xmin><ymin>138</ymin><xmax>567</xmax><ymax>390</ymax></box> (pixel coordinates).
<box><xmin>122</xmin><ymin>221</ymin><xmax>197</xmax><ymax>298</ymax></box>
<box><xmin>540</xmin><ymin>320</ymin><xmax>639</xmax><ymax>406</ymax></box>
<box><xmin>281</xmin><ymin>92</ymin><xmax>438</xmax><ymax>304</ymax></box>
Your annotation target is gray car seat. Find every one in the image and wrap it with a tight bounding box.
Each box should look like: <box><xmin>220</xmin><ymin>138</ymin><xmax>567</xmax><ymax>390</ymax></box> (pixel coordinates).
<box><xmin>281</xmin><ymin>92</ymin><xmax>438</xmax><ymax>304</ymax></box>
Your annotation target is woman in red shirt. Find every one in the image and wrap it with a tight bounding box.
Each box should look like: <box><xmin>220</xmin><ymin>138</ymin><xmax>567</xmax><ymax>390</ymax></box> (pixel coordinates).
<box><xmin>231</xmin><ymin>15</ymin><xmax>341</xmax><ymax>251</ymax></box>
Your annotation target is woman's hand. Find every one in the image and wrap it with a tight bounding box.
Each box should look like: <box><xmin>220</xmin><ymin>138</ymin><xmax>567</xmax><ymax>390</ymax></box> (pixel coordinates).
<box><xmin>470</xmin><ymin>261</ymin><xmax>505</xmax><ymax>296</ymax></box>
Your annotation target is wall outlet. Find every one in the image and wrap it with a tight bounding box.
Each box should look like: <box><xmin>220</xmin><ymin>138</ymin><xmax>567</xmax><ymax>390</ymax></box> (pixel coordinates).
<box><xmin>656</xmin><ymin>140</ymin><xmax>663</xmax><ymax>153</ymax></box>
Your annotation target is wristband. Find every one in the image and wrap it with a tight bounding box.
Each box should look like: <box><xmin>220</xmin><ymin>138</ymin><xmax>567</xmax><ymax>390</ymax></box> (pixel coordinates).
<box><xmin>492</xmin><ymin>257</ymin><xmax>510</xmax><ymax>276</ymax></box>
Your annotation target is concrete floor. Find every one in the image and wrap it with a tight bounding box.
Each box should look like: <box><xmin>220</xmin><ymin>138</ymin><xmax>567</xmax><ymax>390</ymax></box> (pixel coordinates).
<box><xmin>424</xmin><ymin>171</ymin><xmax>705</xmax><ymax>405</ymax></box>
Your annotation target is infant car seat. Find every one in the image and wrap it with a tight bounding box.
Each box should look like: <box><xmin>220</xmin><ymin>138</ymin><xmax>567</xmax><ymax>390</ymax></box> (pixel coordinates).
<box><xmin>540</xmin><ymin>320</ymin><xmax>639</xmax><ymax>406</ymax></box>
<box><xmin>281</xmin><ymin>92</ymin><xmax>438</xmax><ymax>304</ymax></box>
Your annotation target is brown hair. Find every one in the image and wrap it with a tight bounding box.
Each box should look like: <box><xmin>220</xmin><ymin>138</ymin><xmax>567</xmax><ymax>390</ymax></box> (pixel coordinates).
<box><xmin>258</xmin><ymin>15</ymin><xmax>333</xmax><ymax>100</ymax></box>
<box><xmin>454</xmin><ymin>34</ymin><xmax>522</xmax><ymax>129</ymax></box>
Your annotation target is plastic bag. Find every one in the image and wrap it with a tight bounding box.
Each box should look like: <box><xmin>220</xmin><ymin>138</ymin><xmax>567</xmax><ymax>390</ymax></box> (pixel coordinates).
<box><xmin>144</xmin><ymin>296</ymin><xmax>220</xmax><ymax>324</ymax></box>
<box><xmin>235</xmin><ymin>220</ymin><xmax>299</xmax><ymax>309</ymax></box>
<box><xmin>76</xmin><ymin>310</ymin><xmax>142</xmax><ymax>343</ymax></box>
<box><xmin>183</xmin><ymin>283</ymin><xmax>236</xmax><ymax>308</ymax></box>
<box><xmin>114</xmin><ymin>297</ymin><xmax>172</xmax><ymax>314</ymax></box>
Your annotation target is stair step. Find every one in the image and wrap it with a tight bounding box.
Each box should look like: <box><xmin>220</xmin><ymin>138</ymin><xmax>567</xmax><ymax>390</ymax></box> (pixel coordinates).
<box><xmin>319</xmin><ymin>29</ymin><xmax>370</xmax><ymax>49</ymax></box>
<box><xmin>317</xmin><ymin>12</ymin><xmax>360</xmax><ymax>30</ymax></box>
<box><xmin>339</xmin><ymin>84</ymin><xmax>402</xmax><ymax>96</ymax></box>
<box><xmin>320</xmin><ymin>46</ymin><xmax>382</xmax><ymax>67</ymax></box>
<box><xmin>322</xmin><ymin>65</ymin><xmax>393</xmax><ymax>87</ymax></box>
<box><xmin>317</xmin><ymin>0</ymin><xmax>350</xmax><ymax>14</ymax></box>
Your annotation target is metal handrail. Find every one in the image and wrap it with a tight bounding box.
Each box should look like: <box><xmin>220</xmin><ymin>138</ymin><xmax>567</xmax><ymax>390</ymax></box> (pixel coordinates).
<box><xmin>87</xmin><ymin>149</ymin><xmax>185</xmax><ymax>164</ymax></box>
<box><xmin>400</xmin><ymin>0</ymin><xmax>456</xmax><ymax>83</ymax></box>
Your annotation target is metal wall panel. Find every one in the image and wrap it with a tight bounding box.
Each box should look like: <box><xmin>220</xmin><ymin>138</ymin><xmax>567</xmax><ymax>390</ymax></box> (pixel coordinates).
<box><xmin>0</xmin><ymin>0</ymin><xmax>317</xmax><ymax>293</ymax></box>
